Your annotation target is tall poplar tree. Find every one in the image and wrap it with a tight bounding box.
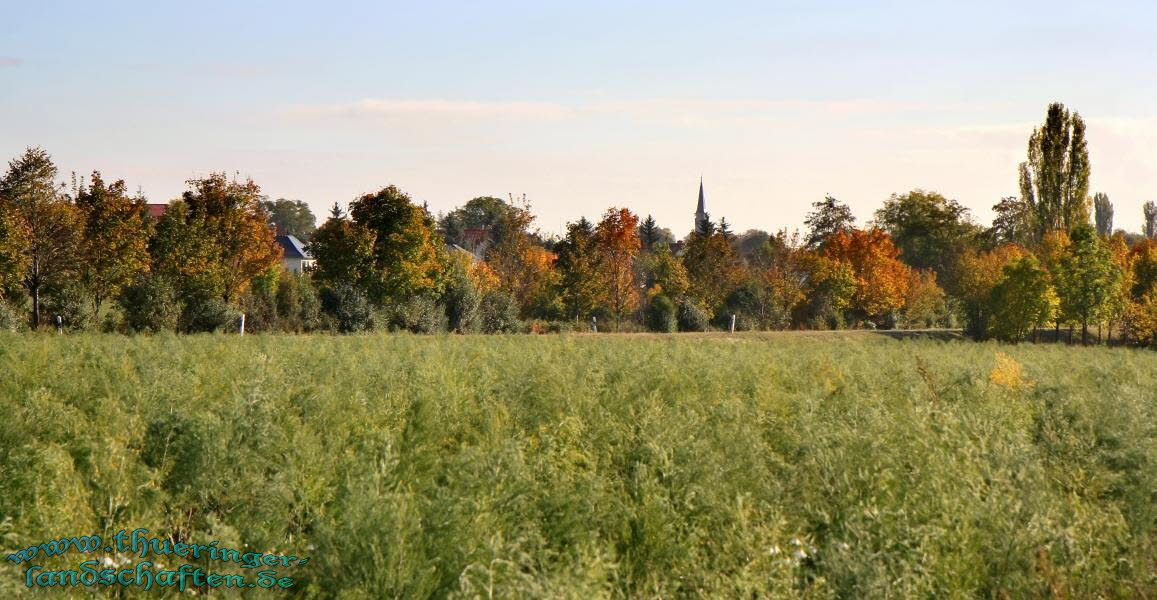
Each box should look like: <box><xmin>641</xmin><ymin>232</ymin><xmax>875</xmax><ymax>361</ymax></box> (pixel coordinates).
<box><xmin>1092</xmin><ymin>192</ymin><xmax>1113</xmax><ymax>237</ymax></box>
<box><xmin>1019</xmin><ymin>102</ymin><xmax>1091</xmax><ymax>240</ymax></box>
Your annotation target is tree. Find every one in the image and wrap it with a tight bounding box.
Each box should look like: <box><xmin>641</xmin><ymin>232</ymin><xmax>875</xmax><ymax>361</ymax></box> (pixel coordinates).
<box><xmin>259</xmin><ymin>198</ymin><xmax>317</xmax><ymax>240</ymax></box>
<box><xmin>822</xmin><ymin>229</ymin><xmax>912</xmax><ymax>325</ymax></box>
<box><xmin>1055</xmin><ymin>224</ymin><xmax>1119</xmax><ymax>344</ymax></box>
<box><xmin>739</xmin><ymin>230</ymin><xmax>807</xmax><ymax>329</ymax></box>
<box><xmin>873</xmin><ymin>189</ymin><xmax>978</xmax><ymax>283</ymax></box>
<box><xmin>951</xmin><ymin>244</ymin><xmax>1027</xmax><ymax>338</ymax></box>
<box><xmin>638</xmin><ymin>244</ymin><xmax>690</xmax><ymax>298</ymax></box>
<box><xmin>637</xmin><ymin>214</ymin><xmax>663</xmax><ymax>250</ymax></box>
<box><xmin>438</xmin><ymin>195</ymin><xmax>521</xmax><ymax>254</ymax></box>
<box><xmin>348</xmin><ymin>185</ymin><xmax>447</xmax><ymax>303</ymax></box>
<box><xmin>988</xmin><ymin>196</ymin><xmax>1033</xmax><ymax>247</ymax></box>
<box><xmin>483</xmin><ymin>197</ymin><xmax>560</xmax><ymax>318</ymax></box>
<box><xmin>988</xmin><ymin>256</ymin><xmax>1055</xmax><ymax>342</ymax></box>
<box><xmin>1144</xmin><ymin>201</ymin><xmax>1157</xmax><ymax>239</ymax></box>
<box><xmin>1019</xmin><ymin>102</ymin><xmax>1091</xmax><ymax>240</ymax></box>
<box><xmin>593</xmin><ymin>207</ymin><xmax>642</xmax><ymax>320</ymax></box>
<box><xmin>682</xmin><ymin>230</ymin><xmax>746</xmax><ymax>316</ymax></box>
<box><xmin>74</xmin><ymin>172</ymin><xmax>151</xmax><ymax>314</ymax></box>
<box><xmin>555</xmin><ymin>218</ymin><xmax>602</xmax><ymax>319</ymax></box>
<box><xmin>306</xmin><ymin>204</ymin><xmax>376</xmax><ymax>289</ymax></box>
<box><xmin>0</xmin><ymin>148</ymin><xmax>81</xmax><ymax>328</ymax></box>
<box><xmin>172</xmin><ymin>173</ymin><xmax>282</xmax><ymax>303</ymax></box>
<box><xmin>1092</xmin><ymin>192</ymin><xmax>1113</xmax><ymax>237</ymax></box>
<box><xmin>734</xmin><ymin>229</ymin><xmax>771</xmax><ymax>261</ymax></box>
<box><xmin>804</xmin><ymin>195</ymin><xmax>855</xmax><ymax>250</ymax></box>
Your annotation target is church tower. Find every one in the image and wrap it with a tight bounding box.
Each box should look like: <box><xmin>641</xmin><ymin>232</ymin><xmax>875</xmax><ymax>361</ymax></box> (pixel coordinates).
<box><xmin>694</xmin><ymin>177</ymin><xmax>708</xmax><ymax>233</ymax></box>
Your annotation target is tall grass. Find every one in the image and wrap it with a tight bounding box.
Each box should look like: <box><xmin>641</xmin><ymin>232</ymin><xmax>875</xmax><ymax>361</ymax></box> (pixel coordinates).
<box><xmin>0</xmin><ymin>332</ymin><xmax>1153</xmax><ymax>597</ymax></box>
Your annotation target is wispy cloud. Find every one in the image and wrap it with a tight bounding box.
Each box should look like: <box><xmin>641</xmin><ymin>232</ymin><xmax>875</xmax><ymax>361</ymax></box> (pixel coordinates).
<box><xmin>284</xmin><ymin>96</ymin><xmax>966</xmax><ymax>127</ymax></box>
<box><xmin>0</xmin><ymin>57</ymin><xmax>21</xmax><ymax>68</ymax></box>
<box><xmin>286</xmin><ymin>99</ymin><xmax>575</xmax><ymax>121</ymax></box>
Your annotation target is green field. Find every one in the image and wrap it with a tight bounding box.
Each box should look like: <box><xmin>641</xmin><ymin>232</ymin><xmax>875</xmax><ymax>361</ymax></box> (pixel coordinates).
<box><xmin>1</xmin><ymin>333</ymin><xmax>1154</xmax><ymax>598</ymax></box>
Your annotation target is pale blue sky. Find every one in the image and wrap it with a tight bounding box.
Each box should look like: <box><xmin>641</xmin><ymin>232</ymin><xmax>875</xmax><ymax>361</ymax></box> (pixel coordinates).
<box><xmin>3</xmin><ymin>1</ymin><xmax>1156</xmax><ymax>235</ymax></box>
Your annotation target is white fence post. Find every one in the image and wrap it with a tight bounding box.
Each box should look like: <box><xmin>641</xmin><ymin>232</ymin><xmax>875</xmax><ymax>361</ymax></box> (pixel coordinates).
<box><xmin>239</xmin><ymin>313</ymin><xmax>246</xmax><ymax>336</ymax></box>
<box><xmin>730</xmin><ymin>314</ymin><xmax>736</xmax><ymax>334</ymax></box>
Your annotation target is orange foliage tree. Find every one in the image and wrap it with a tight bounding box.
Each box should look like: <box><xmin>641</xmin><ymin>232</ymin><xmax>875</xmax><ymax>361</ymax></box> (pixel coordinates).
<box><xmin>822</xmin><ymin>228</ymin><xmax>912</xmax><ymax>324</ymax></box>
<box><xmin>593</xmin><ymin>207</ymin><xmax>641</xmax><ymax>320</ymax></box>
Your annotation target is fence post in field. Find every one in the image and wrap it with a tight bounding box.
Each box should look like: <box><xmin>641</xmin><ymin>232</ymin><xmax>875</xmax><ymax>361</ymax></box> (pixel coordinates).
<box><xmin>56</xmin><ymin>315</ymin><xmax>63</xmax><ymax>334</ymax></box>
<box><xmin>730</xmin><ymin>314</ymin><xmax>736</xmax><ymax>334</ymax></box>
<box><xmin>591</xmin><ymin>316</ymin><xmax>597</xmax><ymax>333</ymax></box>
<box><xmin>239</xmin><ymin>313</ymin><xmax>246</xmax><ymax>336</ymax></box>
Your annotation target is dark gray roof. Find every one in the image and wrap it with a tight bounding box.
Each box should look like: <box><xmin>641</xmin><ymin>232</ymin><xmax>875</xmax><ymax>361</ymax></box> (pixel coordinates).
<box><xmin>696</xmin><ymin>177</ymin><xmax>706</xmax><ymax>216</ymax></box>
<box><xmin>276</xmin><ymin>234</ymin><xmax>311</xmax><ymax>260</ymax></box>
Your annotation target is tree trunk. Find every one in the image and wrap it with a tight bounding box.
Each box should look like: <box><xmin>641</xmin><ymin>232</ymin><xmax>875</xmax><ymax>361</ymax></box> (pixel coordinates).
<box><xmin>1082</xmin><ymin>319</ymin><xmax>1088</xmax><ymax>346</ymax></box>
<box><xmin>31</xmin><ymin>285</ymin><xmax>40</xmax><ymax>329</ymax></box>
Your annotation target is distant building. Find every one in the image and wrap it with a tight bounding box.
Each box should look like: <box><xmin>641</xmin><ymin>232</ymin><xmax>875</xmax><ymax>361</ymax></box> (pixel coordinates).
<box><xmin>275</xmin><ymin>234</ymin><xmax>315</xmax><ymax>273</ymax></box>
<box><xmin>146</xmin><ymin>203</ymin><xmax>168</xmax><ymax>219</ymax></box>
<box><xmin>694</xmin><ymin>177</ymin><xmax>708</xmax><ymax>233</ymax></box>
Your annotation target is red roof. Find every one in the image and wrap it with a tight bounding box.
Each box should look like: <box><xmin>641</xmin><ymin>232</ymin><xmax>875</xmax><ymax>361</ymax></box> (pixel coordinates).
<box><xmin>146</xmin><ymin>204</ymin><xmax>168</xmax><ymax>219</ymax></box>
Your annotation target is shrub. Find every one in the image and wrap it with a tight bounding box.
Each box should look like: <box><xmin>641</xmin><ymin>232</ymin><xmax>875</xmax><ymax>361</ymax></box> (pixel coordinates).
<box><xmin>0</xmin><ymin>299</ymin><xmax>21</xmax><ymax>332</ymax></box>
<box><xmin>479</xmin><ymin>290</ymin><xmax>521</xmax><ymax>333</ymax></box>
<box><xmin>320</xmin><ymin>282</ymin><xmax>373</xmax><ymax>333</ymax></box>
<box><xmin>390</xmin><ymin>295</ymin><xmax>447</xmax><ymax>334</ymax></box>
<box><xmin>43</xmin><ymin>282</ymin><xmax>95</xmax><ymax>331</ymax></box>
<box><xmin>677</xmin><ymin>298</ymin><xmax>711</xmax><ymax>332</ymax></box>
<box><xmin>644</xmin><ymin>294</ymin><xmax>677</xmax><ymax>333</ymax></box>
<box><xmin>443</xmin><ymin>265</ymin><xmax>481</xmax><ymax>333</ymax></box>
<box><xmin>118</xmin><ymin>275</ymin><xmax>181</xmax><ymax>333</ymax></box>
<box><xmin>180</xmin><ymin>292</ymin><xmax>238</xmax><ymax>333</ymax></box>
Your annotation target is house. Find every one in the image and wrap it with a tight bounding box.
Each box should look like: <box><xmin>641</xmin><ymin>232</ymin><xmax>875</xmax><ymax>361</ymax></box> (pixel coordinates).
<box><xmin>146</xmin><ymin>203</ymin><xmax>168</xmax><ymax>219</ymax></box>
<box><xmin>275</xmin><ymin>234</ymin><xmax>315</xmax><ymax>273</ymax></box>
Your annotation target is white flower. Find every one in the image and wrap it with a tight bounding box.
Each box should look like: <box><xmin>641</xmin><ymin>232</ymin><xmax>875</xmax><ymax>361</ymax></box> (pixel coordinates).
<box><xmin>768</xmin><ymin>545</ymin><xmax>781</xmax><ymax>556</ymax></box>
<box><xmin>792</xmin><ymin>549</ymin><xmax>808</xmax><ymax>561</ymax></box>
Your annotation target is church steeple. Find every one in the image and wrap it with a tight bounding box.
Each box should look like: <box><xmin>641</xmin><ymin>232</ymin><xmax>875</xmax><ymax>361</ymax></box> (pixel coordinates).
<box><xmin>694</xmin><ymin>177</ymin><xmax>708</xmax><ymax>232</ymax></box>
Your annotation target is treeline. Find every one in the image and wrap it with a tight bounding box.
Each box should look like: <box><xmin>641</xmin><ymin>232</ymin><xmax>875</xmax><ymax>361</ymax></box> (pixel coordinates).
<box><xmin>1</xmin><ymin>102</ymin><xmax>1155</xmax><ymax>345</ymax></box>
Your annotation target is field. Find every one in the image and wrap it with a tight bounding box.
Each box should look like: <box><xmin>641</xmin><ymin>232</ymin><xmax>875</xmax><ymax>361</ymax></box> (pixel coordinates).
<box><xmin>0</xmin><ymin>332</ymin><xmax>1154</xmax><ymax>598</ymax></box>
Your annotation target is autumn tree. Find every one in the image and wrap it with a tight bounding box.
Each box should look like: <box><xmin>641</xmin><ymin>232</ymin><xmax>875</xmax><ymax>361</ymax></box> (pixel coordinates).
<box><xmin>0</xmin><ymin>148</ymin><xmax>81</xmax><ymax>327</ymax></box>
<box><xmin>952</xmin><ymin>244</ymin><xmax>1027</xmax><ymax>338</ymax></box>
<box><xmin>178</xmin><ymin>173</ymin><xmax>282</xmax><ymax>303</ymax></box>
<box><xmin>1055</xmin><ymin>224</ymin><xmax>1119</xmax><ymax>344</ymax></box>
<box><xmin>797</xmin><ymin>252</ymin><xmax>856</xmax><ymax>328</ymax></box>
<box><xmin>593</xmin><ymin>207</ymin><xmax>641</xmax><ymax>321</ymax></box>
<box><xmin>803</xmin><ymin>195</ymin><xmax>855</xmax><ymax>250</ymax></box>
<box><xmin>1019</xmin><ymin>102</ymin><xmax>1091</xmax><ymax>240</ymax></box>
<box><xmin>484</xmin><ymin>199</ymin><xmax>560</xmax><ymax>318</ymax></box>
<box><xmin>348</xmin><ymin>185</ymin><xmax>447</xmax><ymax>303</ymax></box>
<box><xmin>734</xmin><ymin>230</ymin><xmax>807</xmax><ymax>329</ymax></box>
<box><xmin>682</xmin><ymin>229</ymin><xmax>746</xmax><ymax>317</ymax></box>
<box><xmin>638</xmin><ymin>243</ymin><xmax>690</xmax><ymax>298</ymax></box>
<box><xmin>822</xmin><ymin>228</ymin><xmax>912</xmax><ymax>326</ymax></box>
<box><xmin>1092</xmin><ymin>192</ymin><xmax>1113</xmax><ymax>237</ymax></box>
<box><xmin>74</xmin><ymin>172</ymin><xmax>151</xmax><ymax>314</ymax></box>
<box><xmin>259</xmin><ymin>198</ymin><xmax>317</xmax><ymax>240</ymax></box>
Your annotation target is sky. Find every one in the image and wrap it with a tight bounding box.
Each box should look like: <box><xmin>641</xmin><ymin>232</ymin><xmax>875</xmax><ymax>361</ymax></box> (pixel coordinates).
<box><xmin>2</xmin><ymin>1</ymin><xmax>1156</xmax><ymax>236</ymax></box>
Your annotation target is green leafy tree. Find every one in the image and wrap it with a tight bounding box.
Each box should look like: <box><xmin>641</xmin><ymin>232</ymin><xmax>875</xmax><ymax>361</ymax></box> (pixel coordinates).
<box><xmin>438</xmin><ymin>195</ymin><xmax>517</xmax><ymax>253</ymax></box>
<box><xmin>803</xmin><ymin>195</ymin><xmax>854</xmax><ymax>250</ymax></box>
<box><xmin>74</xmin><ymin>172</ymin><xmax>152</xmax><ymax>314</ymax></box>
<box><xmin>1055</xmin><ymin>224</ymin><xmax>1120</xmax><ymax>344</ymax></box>
<box><xmin>555</xmin><ymin>218</ymin><xmax>602</xmax><ymax>319</ymax></box>
<box><xmin>348</xmin><ymin>185</ymin><xmax>447</xmax><ymax>303</ymax></box>
<box><xmin>873</xmin><ymin>189</ymin><xmax>978</xmax><ymax>283</ymax></box>
<box><xmin>988</xmin><ymin>256</ymin><xmax>1054</xmax><ymax>342</ymax></box>
<box><xmin>308</xmin><ymin>203</ymin><xmax>376</xmax><ymax>289</ymax></box>
<box><xmin>259</xmin><ymin>198</ymin><xmax>317</xmax><ymax>240</ymax></box>
<box><xmin>1144</xmin><ymin>201</ymin><xmax>1157</xmax><ymax>239</ymax></box>
<box><xmin>0</xmin><ymin>147</ymin><xmax>81</xmax><ymax>328</ymax></box>
<box><xmin>682</xmin><ymin>230</ymin><xmax>745</xmax><ymax>317</ymax></box>
<box><xmin>988</xmin><ymin>196</ymin><xmax>1033</xmax><ymax>247</ymax></box>
<box><xmin>1092</xmin><ymin>192</ymin><xmax>1113</xmax><ymax>237</ymax></box>
<box><xmin>1019</xmin><ymin>102</ymin><xmax>1091</xmax><ymax>240</ymax></box>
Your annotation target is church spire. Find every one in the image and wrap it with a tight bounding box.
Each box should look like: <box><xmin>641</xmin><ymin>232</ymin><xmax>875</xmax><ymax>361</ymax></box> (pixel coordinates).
<box><xmin>695</xmin><ymin>177</ymin><xmax>708</xmax><ymax>232</ymax></box>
